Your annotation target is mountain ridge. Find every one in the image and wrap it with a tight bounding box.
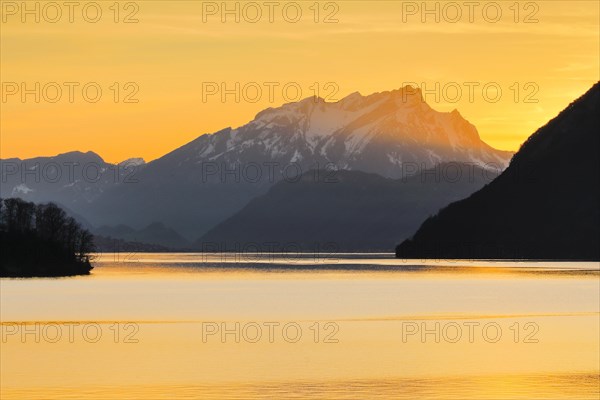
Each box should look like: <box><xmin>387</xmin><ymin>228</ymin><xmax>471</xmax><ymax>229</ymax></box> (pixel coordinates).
<box><xmin>199</xmin><ymin>163</ymin><xmax>500</xmax><ymax>251</ymax></box>
<box><xmin>2</xmin><ymin>85</ymin><xmax>513</xmax><ymax>240</ymax></box>
<box><xmin>396</xmin><ymin>82</ymin><xmax>600</xmax><ymax>260</ymax></box>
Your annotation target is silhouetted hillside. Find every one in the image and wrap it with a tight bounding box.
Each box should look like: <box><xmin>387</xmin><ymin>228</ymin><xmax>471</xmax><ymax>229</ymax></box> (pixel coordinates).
<box><xmin>396</xmin><ymin>83</ymin><xmax>600</xmax><ymax>260</ymax></box>
<box><xmin>199</xmin><ymin>163</ymin><xmax>498</xmax><ymax>251</ymax></box>
<box><xmin>93</xmin><ymin>235</ymin><xmax>172</xmax><ymax>253</ymax></box>
<box><xmin>0</xmin><ymin>198</ymin><xmax>95</xmax><ymax>277</ymax></box>
<box><xmin>93</xmin><ymin>222</ymin><xmax>189</xmax><ymax>248</ymax></box>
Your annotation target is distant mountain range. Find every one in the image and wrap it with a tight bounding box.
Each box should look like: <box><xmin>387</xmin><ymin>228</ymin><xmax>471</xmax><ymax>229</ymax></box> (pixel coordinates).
<box><xmin>94</xmin><ymin>222</ymin><xmax>190</xmax><ymax>249</ymax></box>
<box><xmin>396</xmin><ymin>82</ymin><xmax>600</xmax><ymax>260</ymax></box>
<box><xmin>93</xmin><ymin>235</ymin><xmax>173</xmax><ymax>253</ymax></box>
<box><xmin>1</xmin><ymin>86</ymin><xmax>512</xmax><ymax>246</ymax></box>
<box><xmin>199</xmin><ymin>164</ymin><xmax>499</xmax><ymax>251</ymax></box>
<box><xmin>0</xmin><ymin>151</ymin><xmax>145</xmax><ymax>210</ymax></box>
<box><xmin>175</xmin><ymin>87</ymin><xmax>511</xmax><ymax>180</ymax></box>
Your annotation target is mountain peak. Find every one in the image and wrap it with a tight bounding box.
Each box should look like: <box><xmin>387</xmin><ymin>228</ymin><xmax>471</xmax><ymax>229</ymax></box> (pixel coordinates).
<box><xmin>179</xmin><ymin>85</ymin><xmax>513</xmax><ymax>181</ymax></box>
<box><xmin>119</xmin><ymin>157</ymin><xmax>146</xmax><ymax>167</ymax></box>
<box><xmin>52</xmin><ymin>150</ymin><xmax>105</xmax><ymax>164</ymax></box>
<box><xmin>390</xmin><ymin>85</ymin><xmax>422</xmax><ymax>97</ymax></box>
<box><xmin>397</xmin><ymin>81</ymin><xmax>600</xmax><ymax>260</ymax></box>
<box><xmin>343</xmin><ymin>90</ymin><xmax>362</xmax><ymax>98</ymax></box>
<box><xmin>339</xmin><ymin>91</ymin><xmax>362</xmax><ymax>103</ymax></box>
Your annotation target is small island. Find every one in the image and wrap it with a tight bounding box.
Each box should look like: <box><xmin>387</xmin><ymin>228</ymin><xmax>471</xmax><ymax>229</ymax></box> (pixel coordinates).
<box><xmin>0</xmin><ymin>198</ymin><xmax>95</xmax><ymax>277</ymax></box>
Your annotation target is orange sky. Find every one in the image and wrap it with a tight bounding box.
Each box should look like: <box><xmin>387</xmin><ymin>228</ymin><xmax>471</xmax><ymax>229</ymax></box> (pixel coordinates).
<box><xmin>1</xmin><ymin>1</ymin><xmax>598</xmax><ymax>163</ymax></box>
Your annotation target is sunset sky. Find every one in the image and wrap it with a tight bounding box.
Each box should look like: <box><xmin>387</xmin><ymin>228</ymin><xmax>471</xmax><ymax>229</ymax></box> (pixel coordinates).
<box><xmin>1</xmin><ymin>1</ymin><xmax>598</xmax><ymax>163</ymax></box>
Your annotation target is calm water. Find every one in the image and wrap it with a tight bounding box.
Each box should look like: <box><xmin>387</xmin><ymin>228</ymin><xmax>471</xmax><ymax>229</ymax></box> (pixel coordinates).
<box><xmin>1</xmin><ymin>253</ymin><xmax>599</xmax><ymax>399</ymax></box>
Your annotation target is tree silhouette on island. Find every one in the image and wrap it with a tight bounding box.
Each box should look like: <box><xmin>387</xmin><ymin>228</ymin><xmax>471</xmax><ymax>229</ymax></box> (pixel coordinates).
<box><xmin>0</xmin><ymin>198</ymin><xmax>95</xmax><ymax>277</ymax></box>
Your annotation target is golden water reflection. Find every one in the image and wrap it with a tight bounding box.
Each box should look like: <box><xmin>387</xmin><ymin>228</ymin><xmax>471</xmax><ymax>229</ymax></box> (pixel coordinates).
<box><xmin>1</xmin><ymin>254</ymin><xmax>598</xmax><ymax>399</ymax></box>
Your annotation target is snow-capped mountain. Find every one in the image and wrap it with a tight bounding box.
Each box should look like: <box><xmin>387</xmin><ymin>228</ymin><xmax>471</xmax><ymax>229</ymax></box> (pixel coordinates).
<box><xmin>3</xmin><ymin>86</ymin><xmax>513</xmax><ymax>241</ymax></box>
<box><xmin>84</xmin><ymin>86</ymin><xmax>511</xmax><ymax>240</ymax></box>
<box><xmin>177</xmin><ymin>86</ymin><xmax>511</xmax><ymax>179</ymax></box>
<box><xmin>0</xmin><ymin>151</ymin><xmax>145</xmax><ymax>209</ymax></box>
<box><xmin>119</xmin><ymin>157</ymin><xmax>146</xmax><ymax>167</ymax></box>
<box><xmin>397</xmin><ymin>81</ymin><xmax>600</xmax><ymax>260</ymax></box>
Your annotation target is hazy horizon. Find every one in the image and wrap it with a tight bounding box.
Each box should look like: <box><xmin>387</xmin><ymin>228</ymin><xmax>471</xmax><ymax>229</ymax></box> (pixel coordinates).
<box><xmin>2</xmin><ymin>1</ymin><xmax>598</xmax><ymax>162</ymax></box>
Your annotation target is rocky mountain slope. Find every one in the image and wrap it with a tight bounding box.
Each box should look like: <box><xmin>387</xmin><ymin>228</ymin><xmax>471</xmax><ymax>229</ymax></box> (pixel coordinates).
<box><xmin>396</xmin><ymin>83</ymin><xmax>600</xmax><ymax>260</ymax></box>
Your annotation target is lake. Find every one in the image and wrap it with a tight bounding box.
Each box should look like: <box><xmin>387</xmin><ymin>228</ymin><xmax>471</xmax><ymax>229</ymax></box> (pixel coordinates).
<box><xmin>1</xmin><ymin>253</ymin><xmax>599</xmax><ymax>399</ymax></box>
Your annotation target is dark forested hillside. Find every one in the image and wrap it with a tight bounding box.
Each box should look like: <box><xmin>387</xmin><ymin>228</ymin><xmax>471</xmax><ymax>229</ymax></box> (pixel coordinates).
<box><xmin>396</xmin><ymin>83</ymin><xmax>600</xmax><ymax>260</ymax></box>
<box><xmin>0</xmin><ymin>198</ymin><xmax>95</xmax><ymax>277</ymax></box>
<box><xmin>199</xmin><ymin>163</ymin><xmax>498</xmax><ymax>251</ymax></box>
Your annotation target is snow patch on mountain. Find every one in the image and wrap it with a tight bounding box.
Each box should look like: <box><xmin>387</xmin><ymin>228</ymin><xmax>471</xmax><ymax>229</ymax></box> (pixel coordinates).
<box><xmin>12</xmin><ymin>184</ymin><xmax>34</xmax><ymax>195</ymax></box>
<box><xmin>119</xmin><ymin>158</ymin><xmax>146</xmax><ymax>167</ymax></box>
<box><xmin>175</xmin><ymin>86</ymin><xmax>513</xmax><ymax>179</ymax></box>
